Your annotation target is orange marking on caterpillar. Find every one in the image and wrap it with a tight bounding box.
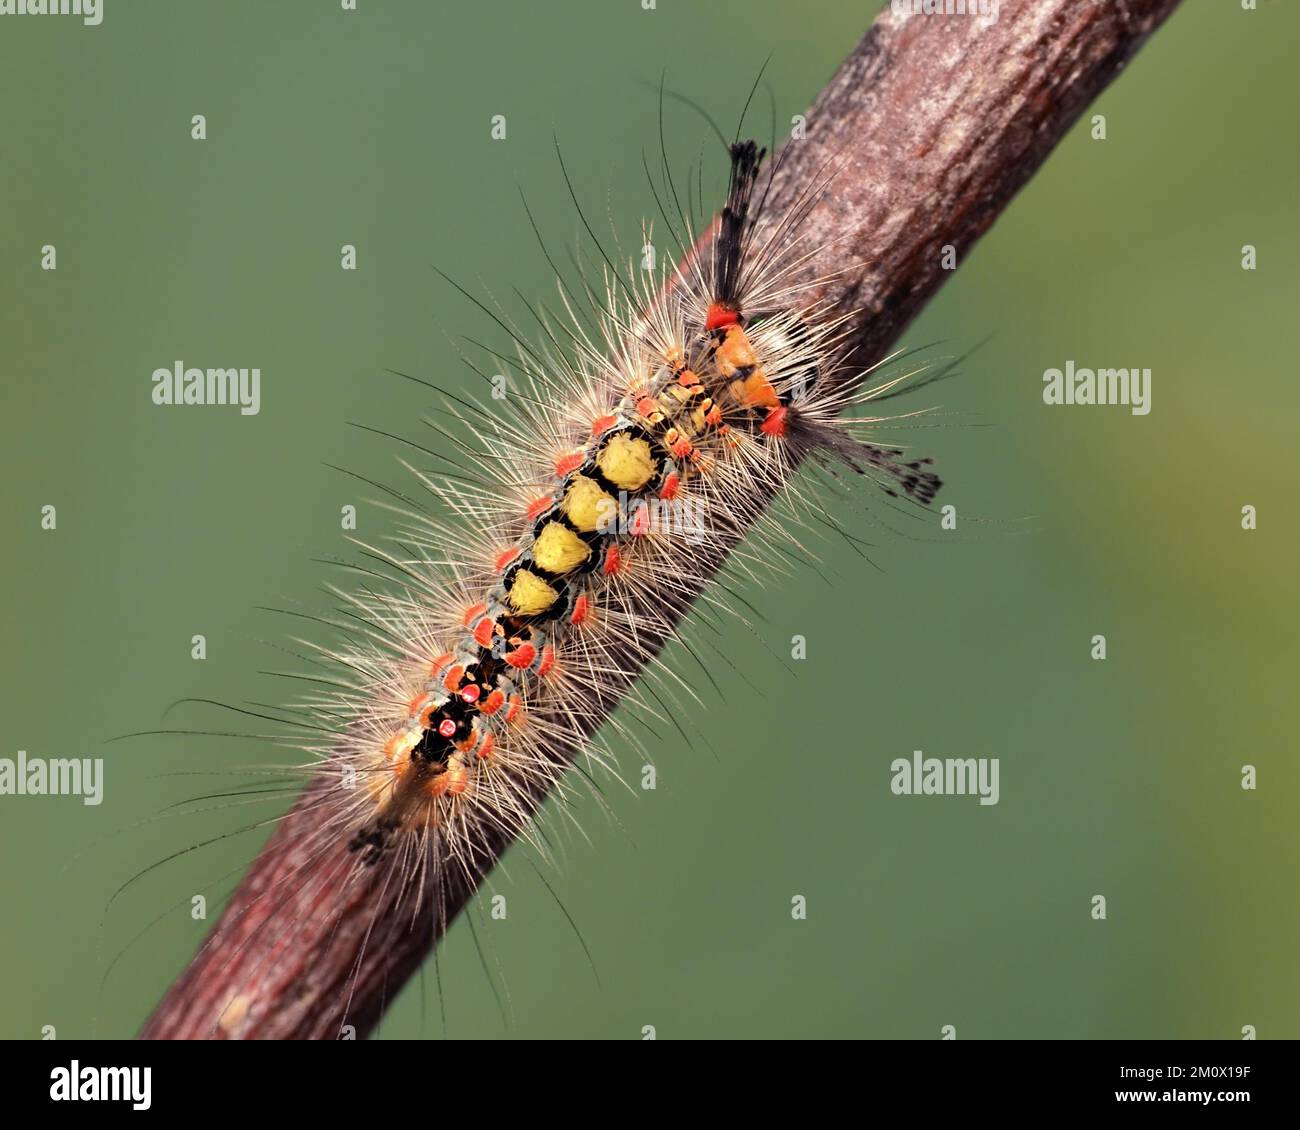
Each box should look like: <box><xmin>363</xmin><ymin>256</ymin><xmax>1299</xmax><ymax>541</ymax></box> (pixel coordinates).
<box><xmin>636</xmin><ymin>396</ymin><xmax>658</xmax><ymax>418</ymax></box>
<box><xmin>418</xmin><ymin>701</ymin><xmax>439</xmax><ymax>728</ymax></box>
<box><xmin>481</xmin><ymin>688</ymin><xmax>506</xmax><ymax>715</ymax></box>
<box><xmin>385</xmin><ymin>727</ymin><xmax>420</xmax><ymax>763</ymax></box>
<box><xmin>591</xmin><ymin>413</ymin><xmax>616</xmax><ymax>436</ymax></box>
<box><xmin>630</xmin><ymin>505</ymin><xmax>651</xmax><ymax>537</ymax></box>
<box><xmin>716</xmin><ymin>324</ymin><xmax>780</xmax><ymax>409</ymax></box>
<box><xmin>659</xmin><ymin>472</ymin><xmax>680</xmax><ymax>501</ymax></box>
<box><xmin>406</xmin><ymin>693</ymin><xmax>425</xmax><ymax>718</ymax></box>
<box><xmin>476</xmin><ymin>731</ymin><xmax>496</xmax><ymax>760</ymax></box>
<box><xmin>537</xmin><ymin>645</ymin><xmax>556</xmax><ymax>677</ymax></box>
<box><xmin>677</xmin><ymin>368</ymin><xmax>701</xmax><ymax>387</ymax></box>
<box><xmin>526</xmin><ymin>496</ymin><xmax>553</xmax><ymax>521</ymax></box>
<box><xmin>569</xmin><ymin>593</ymin><xmax>590</xmax><ymax>625</ymax></box>
<box><xmin>505</xmin><ymin>642</ymin><xmax>537</xmax><ymax>669</ymax></box>
<box><xmin>494</xmin><ymin>547</ymin><xmax>519</xmax><ymax>572</ymax></box>
<box><xmin>504</xmin><ymin>694</ymin><xmax>522</xmax><ymax>724</ymax></box>
<box><xmin>761</xmin><ymin>406</ymin><xmax>789</xmax><ymax>437</ymax></box>
<box><xmin>715</xmin><ymin>323</ymin><xmax>756</xmax><ymax>368</ymax></box>
<box><xmin>462</xmin><ymin>602</ymin><xmax>487</xmax><ymax>627</ymax></box>
<box><xmin>445</xmin><ymin>762</ymin><xmax>470</xmax><ymax>796</ymax></box>
<box><xmin>554</xmin><ymin>451</ymin><xmax>584</xmax><ymax>477</ymax></box>
<box><xmin>706</xmin><ymin>301</ymin><xmax>740</xmax><ymax>330</ymax></box>
<box><xmin>442</xmin><ymin>664</ymin><xmax>465</xmax><ymax>692</ymax></box>
<box><xmin>738</xmin><ymin>372</ymin><xmax>780</xmax><ymax>409</ymax></box>
<box><xmin>603</xmin><ymin>544</ymin><xmax>622</xmax><ymax>574</ymax></box>
<box><xmin>473</xmin><ymin>617</ymin><xmax>495</xmax><ymax>649</ymax></box>
<box><xmin>665</xmin><ymin>423</ymin><xmax>696</xmax><ymax>457</ymax></box>
<box><xmin>429</xmin><ymin>652</ymin><xmax>454</xmax><ymax>678</ymax></box>
<box><xmin>425</xmin><ymin>773</ymin><xmax>450</xmax><ymax>799</ymax></box>
<box><xmin>704</xmin><ymin>403</ymin><xmax>723</xmax><ymax>426</ymax></box>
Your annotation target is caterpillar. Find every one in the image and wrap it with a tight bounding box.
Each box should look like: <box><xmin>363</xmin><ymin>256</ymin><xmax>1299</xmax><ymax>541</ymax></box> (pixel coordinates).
<box><xmin>136</xmin><ymin>131</ymin><xmax>945</xmax><ymax>1037</ymax></box>
<box><xmin>331</xmin><ymin>139</ymin><xmax>939</xmax><ymax>872</ymax></box>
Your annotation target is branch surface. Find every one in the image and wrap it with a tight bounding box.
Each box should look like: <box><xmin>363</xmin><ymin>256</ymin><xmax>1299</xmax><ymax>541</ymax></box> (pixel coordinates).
<box><xmin>141</xmin><ymin>0</ymin><xmax>1183</xmax><ymax>1040</ymax></box>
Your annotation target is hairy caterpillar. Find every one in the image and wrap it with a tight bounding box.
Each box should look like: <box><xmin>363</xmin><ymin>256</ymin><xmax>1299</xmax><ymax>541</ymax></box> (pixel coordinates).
<box><xmin>338</xmin><ymin>139</ymin><xmax>939</xmax><ymax>863</ymax></box>
<box><xmin>135</xmin><ymin>130</ymin><xmax>945</xmax><ymax>1039</ymax></box>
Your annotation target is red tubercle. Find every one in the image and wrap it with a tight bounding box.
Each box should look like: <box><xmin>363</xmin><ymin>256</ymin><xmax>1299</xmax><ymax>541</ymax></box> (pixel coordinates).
<box><xmin>462</xmin><ymin>601</ymin><xmax>487</xmax><ymax>627</ymax></box>
<box><xmin>554</xmin><ymin>451</ymin><xmax>584</xmax><ymax>477</ymax></box>
<box><xmin>441</xmin><ymin>664</ymin><xmax>465</xmax><ymax>692</ymax></box>
<box><xmin>602</xmin><ymin>544</ymin><xmax>621</xmax><ymax>575</ymax></box>
<box><xmin>494</xmin><ymin>547</ymin><xmax>519</xmax><ymax>572</ymax></box>
<box><xmin>537</xmin><ymin>645</ymin><xmax>556</xmax><ymax>677</ymax></box>
<box><xmin>636</xmin><ymin>396</ymin><xmax>658</xmax><ymax>418</ymax></box>
<box><xmin>630</xmin><ymin>506</ymin><xmax>651</xmax><ymax>537</ymax></box>
<box><xmin>480</xmin><ymin>688</ymin><xmax>506</xmax><ymax>715</ymax></box>
<box><xmin>659</xmin><ymin>472</ymin><xmax>681</xmax><ymax>501</ymax></box>
<box><xmin>705</xmin><ymin>302</ymin><xmax>740</xmax><ymax>330</ymax></box>
<box><xmin>476</xmin><ymin>731</ymin><xmax>496</xmax><ymax>760</ymax></box>
<box><xmin>472</xmin><ymin>617</ymin><xmax>495</xmax><ymax>649</ymax></box>
<box><xmin>760</xmin><ymin>406</ymin><xmax>789</xmax><ymax>437</ymax></box>
<box><xmin>429</xmin><ymin>652</ymin><xmax>454</xmax><ymax>678</ymax></box>
<box><xmin>460</xmin><ymin>683</ymin><xmax>481</xmax><ymax>705</ymax></box>
<box><xmin>437</xmin><ymin>718</ymin><xmax>456</xmax><ymax>739</ymax></box>
<box><xmin>505</xmin><ymin>642</ymin><xmax>537</xmax><ymax>669</ymax></box>
<box><xmin>526</xmin><ymin>496</ymin><xmax>553</xmax><ymax>521</ymax></box>
<box><xmin>569</xmin><ymin>593</ymin><xmax>590</xmax><ymax>625</ymax></box>
<box><xmin>591</xmin><ymin>413</ymin><xmax>616</xmax><ymax>436</ymax></box>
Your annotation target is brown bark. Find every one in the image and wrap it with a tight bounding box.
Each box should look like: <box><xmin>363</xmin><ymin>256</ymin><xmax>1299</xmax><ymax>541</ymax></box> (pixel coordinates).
<box><xmin>141</xmin><ymin>0</ymin><xmax>1184</xmax><ymax>1039</ymax></box>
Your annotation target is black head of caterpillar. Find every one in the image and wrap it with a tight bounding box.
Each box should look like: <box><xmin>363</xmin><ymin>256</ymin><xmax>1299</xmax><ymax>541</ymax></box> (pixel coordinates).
<box><xmin>340</xmin><ymin>139</ymin><xmax>944</xmax><ymax>865</ymax></box>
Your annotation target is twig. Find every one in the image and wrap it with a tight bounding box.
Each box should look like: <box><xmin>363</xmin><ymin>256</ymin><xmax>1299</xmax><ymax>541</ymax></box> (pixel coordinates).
<box><xmin>141</xmin><ymin>0</ymin><xmax>1184</xmax><ymax>1040</ymax></box>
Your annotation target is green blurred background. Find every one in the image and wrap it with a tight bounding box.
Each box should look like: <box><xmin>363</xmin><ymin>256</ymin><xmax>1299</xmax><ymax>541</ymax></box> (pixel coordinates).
<box><xmin>2</xmin><ymin>0</ymin><xmax>1297</xmax><ymax>1040</ymax></box>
